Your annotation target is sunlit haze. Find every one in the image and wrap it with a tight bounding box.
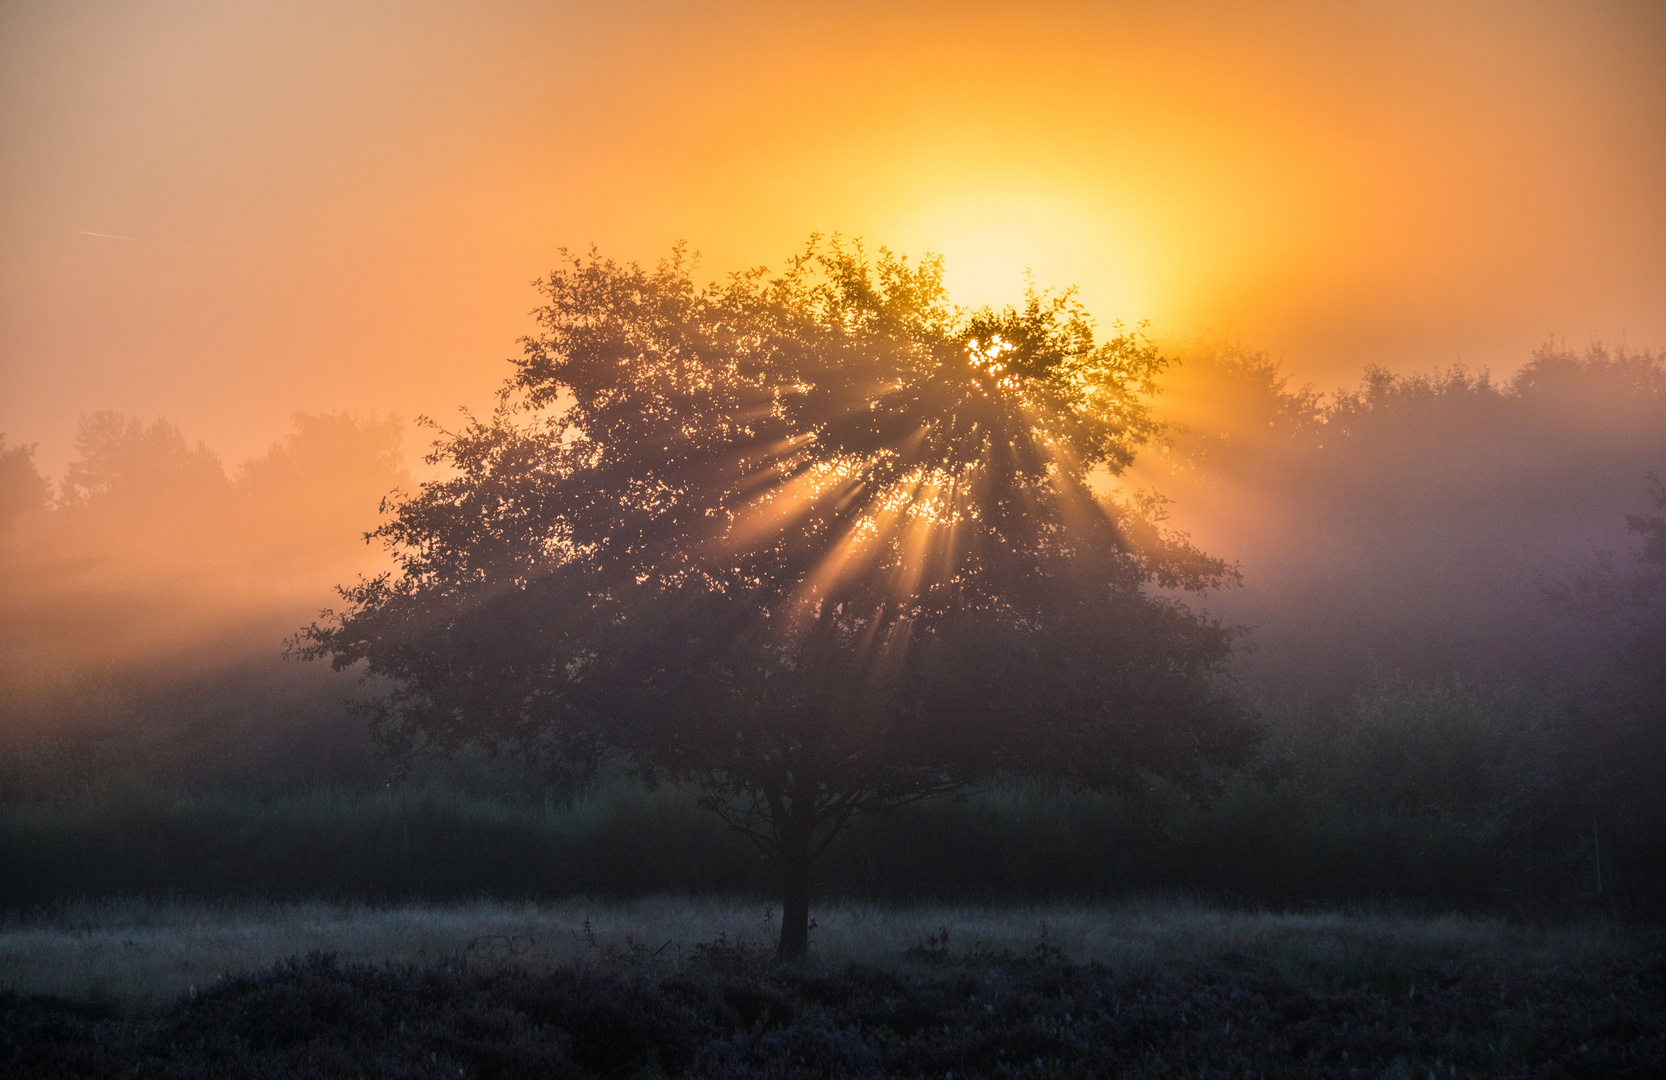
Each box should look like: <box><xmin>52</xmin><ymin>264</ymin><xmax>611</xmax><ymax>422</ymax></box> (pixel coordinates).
<box><xmin>6</xmin><ymin>3</ymin><xmax>1666</xmax><ymax>1024</ymax></box>
<box><xmin>4</xmin><ymin>0</ymin><xmax>1664</xmax><ymax>473</ymax></box>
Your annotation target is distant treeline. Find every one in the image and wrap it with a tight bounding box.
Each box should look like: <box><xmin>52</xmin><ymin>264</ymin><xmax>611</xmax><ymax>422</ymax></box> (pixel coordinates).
<box><xmin>1148</xmin><ymin>340</ymin><xmax>1666</xmax><ymax>698</ymax></box>
<box><xmin>0</xmin><ymin>411</ymin><xmax>406</xmax><ymax>717</ymax></box>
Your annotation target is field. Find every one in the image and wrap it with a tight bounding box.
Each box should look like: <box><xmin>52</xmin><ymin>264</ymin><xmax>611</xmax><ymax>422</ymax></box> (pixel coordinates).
<box><xmin>0</xmin><ymin>895</ymin><xmax>1633</xmax><ymax>1008</ymax></box>
<box><xmin>3</xmin><ymin>897</ymin><xmax>1661</xmax><ymax>1077</ymax></box>
<box><xmin>4</xmin><ymin>675</ymin><xmax>1663</xmax><ymax>1075</ymax></box>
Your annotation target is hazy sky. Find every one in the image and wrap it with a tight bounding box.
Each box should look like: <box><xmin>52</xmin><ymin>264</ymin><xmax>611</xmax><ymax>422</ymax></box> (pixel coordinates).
<box><xmin>3</xmin><ymin>0</ymin><xmax>1664</xmax><ymax>474</ymax></box>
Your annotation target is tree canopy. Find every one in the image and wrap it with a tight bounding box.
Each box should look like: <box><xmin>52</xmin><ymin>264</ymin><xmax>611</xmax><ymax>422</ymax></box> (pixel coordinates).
<box><xmin>300</xmin><ymin>240</ymin><xmax>1253</xmax><ymax>956</ymax></box>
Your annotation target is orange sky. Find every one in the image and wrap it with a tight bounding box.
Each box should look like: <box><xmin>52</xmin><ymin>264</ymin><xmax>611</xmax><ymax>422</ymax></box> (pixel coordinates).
<box><xmin>3</xmin><ymin>0</ymin><xmax>1664</xmax><ymax>475</ymax></box>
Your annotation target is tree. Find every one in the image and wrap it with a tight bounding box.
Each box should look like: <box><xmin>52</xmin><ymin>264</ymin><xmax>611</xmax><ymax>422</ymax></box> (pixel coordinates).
<box><xmin>236</xmin><ymin>412</ymin><xmax>409</xmax><ymax>583</ymax></box>
<box><xmin>298</xmin><ymin>240</ymin><xmax>1254</xmax><ymax>958</ymax></box>
<box><xmin>58</xmin><ymin>412</ymin><xmax>229</xmax><ymax>511</ymax></box>
<box><xmin>0</xmin><ymin>436</ymin><xmax>51</xmax><ymax>530</ymax></box>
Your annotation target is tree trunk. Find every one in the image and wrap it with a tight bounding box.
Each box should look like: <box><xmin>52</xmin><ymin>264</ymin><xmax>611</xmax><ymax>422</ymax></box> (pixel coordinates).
<box><xmin>776</xmin><ymin>819</ymin><xmax>813</xmax><ymax>961</ymax></box>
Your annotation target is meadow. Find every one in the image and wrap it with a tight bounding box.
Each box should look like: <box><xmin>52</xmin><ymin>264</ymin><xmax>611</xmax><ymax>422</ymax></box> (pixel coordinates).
<box><xmin>3</xmin><ymin>897</ymin><xmax>1661</xmax><ymax>1078</ymax></box>
<box><xmin>5</xmin><ymin>895</ymin><xmax>1641</xmax><ymax>1010</ymax></box>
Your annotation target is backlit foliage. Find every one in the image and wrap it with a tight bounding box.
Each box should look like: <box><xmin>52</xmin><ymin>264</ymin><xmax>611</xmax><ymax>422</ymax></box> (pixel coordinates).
<box><xmin>300</xmin><ymin>239</ymin><xmax>1252</xmax><ymax>956</ymax></box>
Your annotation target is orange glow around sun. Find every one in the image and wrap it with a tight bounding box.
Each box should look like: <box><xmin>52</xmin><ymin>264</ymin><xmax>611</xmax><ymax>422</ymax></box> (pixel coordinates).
<box><xmin>1</xmin><ymin>0</ymin><xmax>1663</xmax><ymax>480</ymax></box>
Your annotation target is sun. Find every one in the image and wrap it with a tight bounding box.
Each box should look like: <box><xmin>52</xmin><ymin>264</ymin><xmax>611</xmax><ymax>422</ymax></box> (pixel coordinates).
<box><xmin>936</xmin><ymin>216</ymin><xmax>1057</xmax><ymax>308</ymax></box>
<box><xmin>887</xmin><ymin>190</ymin><xmax>1150</xmax><ymax>318</ymax></box>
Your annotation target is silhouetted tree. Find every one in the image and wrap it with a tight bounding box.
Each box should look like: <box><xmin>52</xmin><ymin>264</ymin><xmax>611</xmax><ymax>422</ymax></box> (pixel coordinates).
<box><xmin>237</xmin><ymin>412</ymin><xmax>408</xmax><ymax>581</ymax></box>
<box><xmin>58</xmin><ymin>413</ymin><xmax>229</xmax><ymax>511</ymax></box>
<box><xmin>0</xmin><ymin>436</ymin><xmax>50</xmax><ymax>530</ymax></box>
<box><xmin>238</xmin><ymin>413</ymin><xmax>405</xmax><ymax>505</ymax></box>
<box><xmin>299</xmin><ymin>241</ymin><xmax>1254</xmax><ymax>958</ymax></box>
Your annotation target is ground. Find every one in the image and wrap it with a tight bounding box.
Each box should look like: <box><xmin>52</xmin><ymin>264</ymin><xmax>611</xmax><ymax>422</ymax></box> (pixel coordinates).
<box><xmin>2</xmin><ymin>899</ymin><xmax>1661</xmax><ymax>1077</ymax></box>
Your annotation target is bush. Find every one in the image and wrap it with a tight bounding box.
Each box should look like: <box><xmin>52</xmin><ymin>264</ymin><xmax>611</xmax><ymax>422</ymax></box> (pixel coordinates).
<box><xmin>2</xmin><ymin>677</ymin><xmax>1659</xmax><ymax>915</ymax></box>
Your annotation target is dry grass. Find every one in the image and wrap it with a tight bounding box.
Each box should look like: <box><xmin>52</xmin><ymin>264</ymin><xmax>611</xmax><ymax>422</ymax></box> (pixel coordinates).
<box><xmin>0</xmin><ymin>894</ymin><xmax>1645</xmax><ymax>1011</ymax></box>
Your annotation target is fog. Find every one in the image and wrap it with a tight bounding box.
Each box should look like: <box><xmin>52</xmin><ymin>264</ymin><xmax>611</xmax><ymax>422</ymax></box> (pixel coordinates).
<box><xmin>0</xmin><ymin>0</ymin><xmax>1661</xmax><ymax>850</ymax></box>
<box><xmin>3</xmin><ymin>337</ymin><xmax>1660</xmax><ymax>737</ymax></box>
<box><xmin>2</xmin><ymin>283</ymin><xmax>1662</xmax><ymax>928</ymax></box>
<box><xmin>6</xmin><ymin>2</ymin><xmax>1662</xmax><ymax>725</ymax></box>
<box><xmin>1143</xmin><ymin>341</ymin><xmax>1666</xmax><ymax>699</ymax></box>
<box><xmin>5</xmin><ymin>13</ymin><xmax>1666</xmax><ymax>1056</ymax></box>
<box><xmin>0</xmin><ymin>412</ymin><xmax>404</xmax><ymax>739</ymax></box>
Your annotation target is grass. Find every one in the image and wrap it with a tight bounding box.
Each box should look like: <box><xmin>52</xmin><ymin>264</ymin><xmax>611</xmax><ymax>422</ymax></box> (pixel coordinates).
<box><xmin>1</xmin><ymin>894</ymin><xmax>1648</xmax><ymax>1013</ymax></box>
<box><xmin>5</xmin><ymin>898</ymin><xmax>1661</xmax><ymax>1078</ymax></box>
